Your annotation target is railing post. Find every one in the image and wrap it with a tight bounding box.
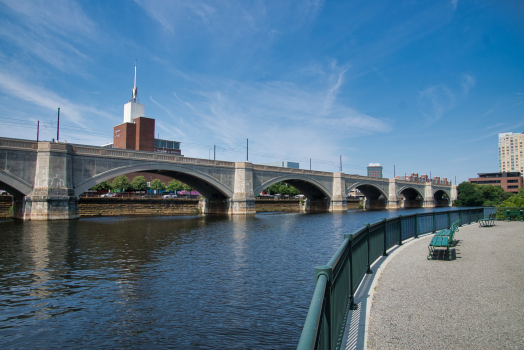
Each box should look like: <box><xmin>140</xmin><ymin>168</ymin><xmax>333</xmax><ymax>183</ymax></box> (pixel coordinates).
<box><xmin>468</xmin><ymin>209</ymin><xmax>471</xmax><ymax>225</ymax></box>
<box><xmin>414</xmin><ymin>213</ymin><xmax>419</xmax><ymax>239</ymax></box>
<box><xmin>315</xmin><ymin>265</ymin><xmax>333</xmax><ymax>350</ymax></box>
<box><xmin>398</xmin><ymin>215</ymin><xmax>403</xmax><ymax>246</ymax></box>
<box><xmin>433</xmin><ymin>212</ymin><xmax>436</xmax><ymax>233</ymax></box>
<box><xmin>344</xmin><ymin>233</ymin><xmax>358</xmax><ymax>311</ymax></box>
<box><xmin>365</xmin><ymin>223</ymin><xmax>373</xmax><ymax>274</ymax></box>
<box><xmin>382</xmin><ymin>218</ymin><xmax>388</xmax><ymax>256</ymax></box>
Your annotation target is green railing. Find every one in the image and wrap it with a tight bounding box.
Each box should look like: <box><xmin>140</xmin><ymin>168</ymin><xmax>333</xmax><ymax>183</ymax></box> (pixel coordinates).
<box><xmin>296</xmin><ymin>208</ymin><xmax>488</xmax><ymax>350</ymax></box>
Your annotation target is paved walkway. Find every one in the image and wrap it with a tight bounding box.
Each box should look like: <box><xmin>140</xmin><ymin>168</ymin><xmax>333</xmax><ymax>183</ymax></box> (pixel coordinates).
<box><xmin>341</xmin><ymin>221</ymin><xmax>524</xmax><ymax>350</ymax></box>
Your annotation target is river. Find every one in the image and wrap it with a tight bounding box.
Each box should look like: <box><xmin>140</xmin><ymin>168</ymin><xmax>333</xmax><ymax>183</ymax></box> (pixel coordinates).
<box><xmin>0</xmin><ymin>208</ymin><xmax>452</xmax><ymax>349</ymax></box>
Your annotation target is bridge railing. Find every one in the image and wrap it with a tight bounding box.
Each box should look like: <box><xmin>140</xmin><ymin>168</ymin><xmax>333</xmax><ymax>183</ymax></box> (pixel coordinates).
<box><xmin>296</xmin><ymin>207</ymin><xmax>488</xmax><ymax>350</ymax></box>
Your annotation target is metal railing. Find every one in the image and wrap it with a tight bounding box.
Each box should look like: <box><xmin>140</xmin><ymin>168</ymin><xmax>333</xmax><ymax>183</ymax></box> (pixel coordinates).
<box><xmin>297</xmin><ymin>207</ymin><xmax>488</xmax><ymax>350</ymax></box>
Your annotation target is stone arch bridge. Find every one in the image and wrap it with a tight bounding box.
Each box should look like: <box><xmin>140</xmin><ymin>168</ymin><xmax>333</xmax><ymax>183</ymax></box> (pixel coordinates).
<box><xmin>0</xmin><ymin>138</ymin><xmax>456</xmax><ymax>220</ymax></box>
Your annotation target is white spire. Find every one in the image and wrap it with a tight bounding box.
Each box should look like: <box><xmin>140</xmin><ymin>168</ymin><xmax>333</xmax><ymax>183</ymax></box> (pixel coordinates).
<box><xmin>132</xmin><ymin>60</ymin><xmax>138</xmax><ymax>100</ymax></box>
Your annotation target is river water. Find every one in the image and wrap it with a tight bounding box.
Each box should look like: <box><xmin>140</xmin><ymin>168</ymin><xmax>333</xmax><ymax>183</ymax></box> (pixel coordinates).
<box><xmin>0</xmin><ymin>208</ymin><xmax>452</xmax><ymax>349</ymax></box>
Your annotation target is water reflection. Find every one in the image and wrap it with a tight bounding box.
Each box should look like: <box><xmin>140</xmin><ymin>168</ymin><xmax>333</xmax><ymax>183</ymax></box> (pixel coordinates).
<box><xmin>0</xmin><ymin>208</ymin><xmax>453</xmax><ymax>348</ymax></box>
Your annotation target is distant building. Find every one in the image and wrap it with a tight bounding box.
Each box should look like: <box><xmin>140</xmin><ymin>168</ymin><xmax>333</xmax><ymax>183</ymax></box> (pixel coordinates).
<box><xmin>469</xmin><ymin>172</ymin><xmax>522</xmax><ymax>193</ymax></box>
<box><xmin>261</xmin><ymin>161</ymin><xmax>299</xmax><ymax>169</ymax></box>
<box><xmin>367</xmin><ymin>163</ymin><xmax>383</xmax><ymax>178</ymax></box>
<box><xmin>499</xmin><ymin>132</ymin><xmax>524</xmax><ymax>174</ymax></box>
<box><xmin>103</xmin><ymin>61</ymin><xmax>182</xmax><ymax>156</ymax></box>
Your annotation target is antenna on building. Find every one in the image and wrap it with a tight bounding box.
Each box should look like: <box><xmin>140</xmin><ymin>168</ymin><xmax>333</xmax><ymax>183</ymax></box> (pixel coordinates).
<box><xmin>132</xmin><ymin>60</ymin><xmax>138</xmax><ymax>101</ymax></box>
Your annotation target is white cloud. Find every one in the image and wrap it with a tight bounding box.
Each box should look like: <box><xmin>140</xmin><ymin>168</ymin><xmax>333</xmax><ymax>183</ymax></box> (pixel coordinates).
<box><xmin>0</xmin><ymin>70</ymin><xmax>115</xmax><ymax>127</ymax></box>
<box><xmin>461</xmin><ymin>74</ymin><xmax>475</xmax><ymax>93</ymax></box>
<box><xmin>418</xmin><ymin>84</ymin><xmax>455</xmax><ymax>124</ymax></box>
<box><xmin>0</xmin><ymin>0</ymin><xmax>97</xmax><ymax>73</ymax></box>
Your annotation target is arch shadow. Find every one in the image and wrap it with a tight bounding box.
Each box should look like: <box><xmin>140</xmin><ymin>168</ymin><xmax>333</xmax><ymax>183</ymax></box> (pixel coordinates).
<box><xmin>254</xmin><ymin>175</ymin><xmax>332</xmax><ymax>199</ymax></box>
<box><xmin>74</xmin><ymin>163</ymin><xmax>233</xmax><ymax>199</ymax></box>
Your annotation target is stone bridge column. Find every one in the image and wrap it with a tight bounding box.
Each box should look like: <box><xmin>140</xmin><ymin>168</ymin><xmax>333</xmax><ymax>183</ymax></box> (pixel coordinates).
<box><xmin>387</xmin><ymin>179</ymin><xmax>399</xmax><ymax>209</ymax></box>
<box><xmin>28</xmin><ymin>142</ymin><xmax>78</xmax><ymax>220</ymax></box>
<box><xmin>450</xmin><ymin>185</ymin><xmax>457</xmax><ymax>206</ymax></box>
<box><xmin>228</xmin><ymin>162</ymin><xmax>256</xmax><ymax>215</ymax></box>
<box><xmin>423</xmin><ymin>182</ymin><xmax>435</xmax><ymax>208</ymax></box>
<box><xmin>330</xmin><ymin>172</ymin><xmax>347</xmax><ymax>212</ymax></box>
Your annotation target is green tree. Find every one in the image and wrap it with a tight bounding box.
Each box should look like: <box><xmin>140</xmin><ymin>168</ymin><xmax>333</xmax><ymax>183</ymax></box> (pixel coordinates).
<box><xmin>131</xmin><ymin>176</ymin><xmax>148</xmax><ymax>191</ymax></box>
<box><xmin>454</xmin><ymin>182</ymin><xmax>513</xmax><ymax>207</ymax></box>
<box><xmin>264</xmin><ymin>182</ymin><xmax>300</xmax><ymax>195</ymax></box>
<box><xmin>150</xmin><ymin>179</ymin><xmax>166</xmax><ymax>191</ymax></box>
<box><xmin>90</xmin><ymin>180</ymin><xmax>112</xmax><ymax>191</ymax></box>
<box><xmin>112</xmin><ymin>175</ymin><xmax>132</xmax><ymax>191</ymax></box>
<box><xmin>167</xmin><ymin>179</ymin><xmax>183</xmax><ymax>192</ymax></box>
<box><xmin>499</xmin><ymin>187</ymin><xmax>524</xmax><ymax>207</ymax></box>
<box><xmin>182</xmin><ymin>183</ymin><xmax>193</xmax><ymax>191</ymax></box>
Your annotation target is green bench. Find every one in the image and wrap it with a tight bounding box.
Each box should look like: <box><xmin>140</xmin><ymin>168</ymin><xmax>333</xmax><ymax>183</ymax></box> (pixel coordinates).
<box><xmin>428</xmin><ymin>219</ymin><xmax>461</xmax><ymax>260</ymax></box>
<box><xmin>479</xmin><ymin>213</ymin><xmax>496</xmax><ymax>227</ymax></box>
<box><xmin>504</xmin><ymin>210</ymin><xmax>524</xmax><ymax>222</ymax></box>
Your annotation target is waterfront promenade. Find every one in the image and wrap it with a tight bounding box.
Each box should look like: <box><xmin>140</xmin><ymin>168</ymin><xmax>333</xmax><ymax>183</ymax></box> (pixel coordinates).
<box><xmin>342</xmin><ymin>220</ymin><xmax>524</xmax><ymax>350</ymax></box>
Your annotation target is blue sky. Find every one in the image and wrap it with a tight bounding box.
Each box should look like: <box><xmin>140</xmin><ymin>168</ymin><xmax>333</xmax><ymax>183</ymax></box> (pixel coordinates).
<box><xmin>0</xmin><ymin>0</ymin><xmax>523</xmax><ymax>183</ymax></box>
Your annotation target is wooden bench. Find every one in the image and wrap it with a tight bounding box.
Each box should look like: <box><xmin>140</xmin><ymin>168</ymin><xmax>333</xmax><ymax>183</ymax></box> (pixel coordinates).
<box><xmin>504</xmin><ymin>210</ymin><xmax>524</xmax><ymax>222</ymax></box>
<box><xmin>479</xmin><ymin>213</ymin><xmax>496</xmax><ymax>227</ymax></box>
<box><xmin>428</xmin><ymin>219</ymin><xmax>461</xmax><ymax>260</ymax></box>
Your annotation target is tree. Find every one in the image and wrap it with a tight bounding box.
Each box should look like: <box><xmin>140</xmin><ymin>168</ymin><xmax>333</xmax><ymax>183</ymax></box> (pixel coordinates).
<box><xmin>90</xmin><ymin>180</ymin><xmax>112</xmax><ymax>191</ymax></box>
<box><xmin>264</xmin><ymin>182</ymin><xmax>300</xmax><ymax>195</ymax></box>
<box><xmin>167</xmin><ymin>179</ymin><xmax>183</xmax><ymax>192</ymax></box>
<box><xmin>182</xmin><ymin>183</ymin><xmax>193</xmax><ymax>191</ymax></box>
<box><xmin>112</xmin><ymin>175</ymin><xmax>132</xmax><ymax>191</ymax></box>
<box><xmin>131</xmin><ymin>176</ymin><xmax>148</xmax><ymax>191</ymax></box>
<box><xmin>499</xmin><ymin>187</ymin><xmax>524</xmax><ymax>207</ymax></box>
<box><xmin>150</xmin><ymin>179</ymin><xmax>166</xmax><ymax>191</ymax></box>
<box><xmin>454</xmin><ymin>181</ymin><xmax>513</xmax><ymax>207</ymax></box>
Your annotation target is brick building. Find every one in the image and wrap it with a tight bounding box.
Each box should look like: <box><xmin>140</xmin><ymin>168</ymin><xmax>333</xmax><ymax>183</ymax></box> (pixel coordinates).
<box><xmin>469</xmin><ymin>172</ymin><xmax>523</xmax><ymax>193</ymax></box>
<box><xmin>106</xmin><ymin>62</ymin><xmax>182</xmax><ymax>156</ymax></box>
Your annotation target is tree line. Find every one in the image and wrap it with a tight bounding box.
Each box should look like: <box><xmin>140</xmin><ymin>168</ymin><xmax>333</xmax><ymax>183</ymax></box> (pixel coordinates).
<box><xmin>454</xmin><ymin>182</ymin><xmax>524</xmax><ymax>207</ymax></box>
<box><xmin>90</xmin><ymin>175</ymin><xmax>193</xmax><ymax>192</ymax></box>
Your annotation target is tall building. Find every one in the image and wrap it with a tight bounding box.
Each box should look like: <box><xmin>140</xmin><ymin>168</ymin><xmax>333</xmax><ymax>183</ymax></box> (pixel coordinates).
<box><xmin>367</xmin><ymin>163</ymin><xmax>383</xmax><ymax>178</ymax></box>
<box><xmin>499</xmin><ymin>132</ymin><xmax>524</xmax><ymax>174</ymax></box>
<box><xmin>108</xmin><ymin>61</ymin><xmax>183</xmax><ymax>156</ymax></box>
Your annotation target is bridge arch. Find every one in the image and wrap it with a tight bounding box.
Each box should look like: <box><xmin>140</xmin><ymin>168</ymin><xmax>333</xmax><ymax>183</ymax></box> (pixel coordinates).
<box><xmin>254</xmin><ymin>175</ymin><xmax>332</xmax><ymax>199</ymax></box>
<box><xmin>433</xmin><ymin>188</ymin><xmax>451</xmax><ymax>207</ymax></box>
<box><xmin>0</xmin><ymin>169</ymin><xmax>33</xmax><ymax>196</ymax></box>
<box><xmin>397</xmin><ymin>186</ymin><xmax>425</xmax><ymax>200</ymax></box>
<box><xmin>347</xmin><ymin>182</ymin><xmax>388</xmax><ymax>200</ymax></box>
<box><xmin>74</xmin><ymin>163</ymin><xmax>234</xmax><ymax>198</ymax></box>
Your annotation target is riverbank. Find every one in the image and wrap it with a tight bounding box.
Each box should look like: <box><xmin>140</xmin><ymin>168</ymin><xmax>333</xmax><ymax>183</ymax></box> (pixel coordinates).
<box><xmin>0</xmin><ymin>196</ymin><xmax>11</xmax><ymax>218</ymax></box>
<box><xmin>365</xmin><ymin>221</ymin><xmax>524</xmax><ymax>349</ymax></box>
<box><xmin>0</xmin><ymin>197</ymin><xmax>363</xmax><ymax>218</ymax></box>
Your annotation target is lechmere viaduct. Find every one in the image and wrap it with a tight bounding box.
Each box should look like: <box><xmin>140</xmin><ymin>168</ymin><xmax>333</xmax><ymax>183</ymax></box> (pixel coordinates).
<box><xmin>0</xmin><ymin>137</ymin><xmax>457</xmax><ymax>220</ymax></box>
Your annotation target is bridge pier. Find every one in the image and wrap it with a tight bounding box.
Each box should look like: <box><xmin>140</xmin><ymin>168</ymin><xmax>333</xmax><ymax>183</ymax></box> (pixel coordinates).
<box><xmin>20</xmin><ymin>142</ymin><xmax>78</xmax><ymax>220</ymax></box>
<box><xmin>329</xmin><ymin>172</ymin><xmax>347</xmax><ymax>212</ymax></box>
<box><xmin>228</xmin><ymin>162</ymin><xmax>256</xmax><ymax>215</ymax></box>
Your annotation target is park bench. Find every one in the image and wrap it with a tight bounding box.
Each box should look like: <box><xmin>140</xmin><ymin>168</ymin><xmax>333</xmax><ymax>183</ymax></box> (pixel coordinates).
<box><xmin>503</xmin><ymin>210</ymin><xmax>524</xmax><ymax>222</ymax></box>
<box><xmin>428</xmin><ymin>219</ymin><xmax>461</xmax><ymax>260</ymax></box>
<box><xmin>479</xmin><ymin>213</ymin><xmax>496</xmax><ymax>227</ymax></box>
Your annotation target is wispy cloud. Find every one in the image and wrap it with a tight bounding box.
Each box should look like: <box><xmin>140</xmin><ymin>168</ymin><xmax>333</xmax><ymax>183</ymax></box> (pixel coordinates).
<box><xmin>0</xmin><ymin>0</ymin><xmax>97</xmax><ymax>74</ymax></box>
<box><xmin>418</xmin><ymin>84</ymin><xmax>455</xmax><ymax>124</ymax></box>
<box><xmin>0</xmin><ymin>70</ymin><xmax>115</xmax><ymax>126</ymax></box>
<box><xmin>161</xmin><ymin>65</ymin><xmax>391</xmax><ymax>162</ymax></box>
<box><xmin>461</xmin><ymin>74</ymin><xmax>475</xmax><ymax>93</ymax></box>
<box><xmin>451</xmin><ymin>0</ymin><xmax>459</xmax><ymax>12</ymax></box>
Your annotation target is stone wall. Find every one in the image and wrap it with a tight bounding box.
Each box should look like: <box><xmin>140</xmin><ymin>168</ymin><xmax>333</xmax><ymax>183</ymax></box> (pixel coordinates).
<box><xmin>0</xmin><ymin>196</ymin><xmax>12</xmax><ymax>218</ymax></box>
<box><xmin>255</xmin><ymin>199</ymin><xmax>301</xmax><ymax>212</ymax></box>
<box><xmin>79</xmin><ymin>198</ymin><xmax>201</xmax><ymax>217</ymax></box>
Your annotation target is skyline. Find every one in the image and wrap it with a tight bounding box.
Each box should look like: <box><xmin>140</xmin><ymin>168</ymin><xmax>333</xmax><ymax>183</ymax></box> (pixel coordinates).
<box><xmin>0</xmin><ymin>0</ymin><xmax>523</xmax><ymax>183</ymax></box>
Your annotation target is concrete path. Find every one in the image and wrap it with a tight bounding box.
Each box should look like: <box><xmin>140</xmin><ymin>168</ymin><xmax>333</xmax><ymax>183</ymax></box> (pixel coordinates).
<box><xmin>341</xmin><ymin>221</ymin><xmax>524</xmax><ymax>350</ymax></box>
